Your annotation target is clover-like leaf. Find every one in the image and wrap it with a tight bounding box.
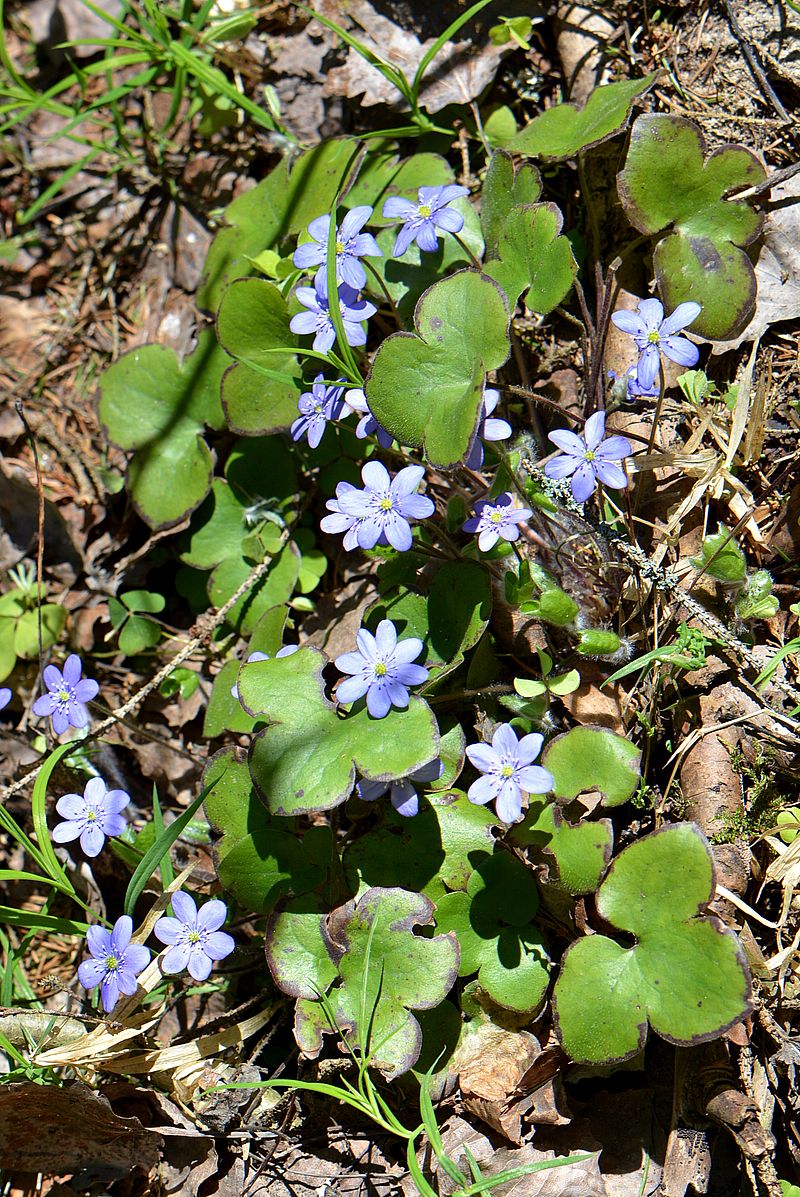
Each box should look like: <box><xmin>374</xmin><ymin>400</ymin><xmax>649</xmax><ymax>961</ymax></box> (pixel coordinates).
<box><xmin>480</xmin><ymin>150</ymin><xmax>542</xmax><ymax>259</ymax></box>
<box><xmin>216</xmin><ymin>279</ymin><xmax>301</xmax><ymax>435</ymax></box>
<box><xmin>543</xmin><ymin>725</ymin><xmax>641</xmax><ymax>808</ymax></box>
<box><xmin>366</xmin><ymin>271</ymin><xmax>510</xmax><ymax>468</ymax></box>
<box><xmin>512</xmin><ymin>798</ymin><xmax>613</xmax><ymax>896</ymax></box>
<box><xmin>108</xmin><ymin>590</ymin><xmax>165</xmax><ymax>656</ymax></box>
<box><xmin>99</xmin><ymin>331</ymin><xmax>228</xmax><ymax>529</ymax></box>
<box><xmin>484</xmin><ymin>202</ymin><xmax>578</xmax><ymax>314</ymax></box>
<box><xmin>197</xmin><ymin>140</ymin><xmax>358</xmax><ymax>312</ymax></box>
<box><xmin>327</xmin><ymin>887</ymin><xmax>460</xmax><ymax>1078</ymax></box>
<box><xmin>552</xmin><ymin>824</ymin><xmax>753</xmax><ymax>1064</ymax></box>
<box><xmin>435</xmin><ymin>853</ymin><xmax>549</xmax><ymax>1014</ymax></box>
<box><xmin>617</xmin><ymin>114</ymin><xmax>767</xmax><ymax>339</ymax></box>
<box><xmin>239</xmin><ymin>648</ymin><xmax>439</xmax><ymax>816</ymax></box>
<box><xmin>344</xmin><ymin>788</ymin><xmax>496</xmax><ymax>901</ymax></box>
<box><xmin>508</xmin><ymin>74</ymin><xmax>657</xmax><ymax>160</ymax></box>
<box><xmin>203</xmin><ymin>605</ymin><xmax>290</xmax><ymax>738</ymax></box>
<box><xmin>203</xmin><ymin>748</ymin><xmax>333</xmax><ymax>914</ymax></box>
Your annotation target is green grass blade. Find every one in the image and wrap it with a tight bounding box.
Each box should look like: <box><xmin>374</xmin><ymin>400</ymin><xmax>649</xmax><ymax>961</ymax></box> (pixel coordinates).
<box><xmin>123</xmin><ymin>776</ymin><xmax>219</xmax><ymax>916</ymax></box>
<box><xmin>406</xmin><ymin>1138</ymin><xmax>439</xmax><ymax>1197</ymax></box>
<box><xmin>420</xmin><ymin>1071</ymin><xmax>467</xmax><ymax>1186</ymax></box>
<box><xmin>455</xmin><ymin>1155</ymin><xmax>594</xmax><ymax>1196</ymax></box>
<box><xmin>151</xmin><ymin>785</ymin><xmax>175</xmax><ymax>890</ymax></box>
<box><xmin>300</xmin><ymin>6</ymin><xmax>411</xmax><ymax>102</ymax></box>
<box><xmin>0</xmin><ymin>906</ymin><xmax>89</xmax><ymax>934</ymax></box>
<box><xmin>30</xmin><ymin>743</ymin><xmax>78</xmax><ymax>895</ymax></box>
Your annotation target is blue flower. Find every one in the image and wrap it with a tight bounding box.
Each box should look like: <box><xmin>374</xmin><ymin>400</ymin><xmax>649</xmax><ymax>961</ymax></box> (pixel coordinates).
<box><xmin>292</xmin><ymin>206</ymin><xmax>382</xmax><ymax>293</ymax></box>
<box><xmin>291</xmin><ymin>375</ymin><xmax>345</xmax><ymax>448</ymax></box>
<box><xmin>331</xmin><ymin>460</ymin><xmax>434</xmax><ymax>552</ymax></box>
<box><xmin>357</xmin><ymin>759</ymin><xmax>443</xmax><ymax>817</ymax></box>
<box><xmin>290</xmin><ymin>281</ymin><xmax>376</xmax><ymax>354</ymax></box>
<box><xmin>335</xmin><ymin>618</ymin><xmax>428</xmax><ymax>719</ymax></box>
<box><xmin>463</xmin><ymin>492</ymin><xmax>532</xmax><ymax>551</ymax></box>
<box><xmin>382</xmin><ymin>184</ymin><xmax>469</xmax><ymax>257</ymax></box>
<box><xmin>154</xmin><ymin>891</ymin><xmax>235</xmax><ymax>982</ymax></box>
<box><xmin>544</xmin><ymin>411</ymin><xmax>632</xmax><ymax>503</ymax></box>
<box><xmin>343</xmin><ymin>387</ymin><xmax>393</xmax><ymax>448</ymax></box>
<box><xmin>608</xmin><ymin>364</ymin><xmax>659</xmax><ymax>400</ymax></box>
<box><xmin>32</xmin><ymin>654</ymin><xmax>99</xmax><ymax>736</ymax></box>
<box><xmin>0</xmin><ymin>688</ymin><xmax>11</xmax><ymax>712</ymax></box>
<box><xmin>78</xmin><ymin>915</ymin><xmax>150</xmax><ymax>1013</ymax></box>
<box><xmin>466</xmin><ymin>723</ymin><xmax>554</xmax><ymax>823</ymax></box>
<box><xmin>464</xmin><ymin>387</ymin><xmax>512</xmax><ymax>469</ymax></box>
<box><xmin>52</xmin><ymin>776</ymin><xmax>129</xmax><ymax>858</ymax></box>
<box><xmin>610</xmin><ymin>298</ymin><xmax>701</xmax><ymax>391</ymax></box>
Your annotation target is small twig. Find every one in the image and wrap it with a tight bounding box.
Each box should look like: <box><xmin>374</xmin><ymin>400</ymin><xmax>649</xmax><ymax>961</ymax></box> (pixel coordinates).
<box><xmin>0</xmin><ymin>543</ymin><xmax>287</xmax><ymax>804</ymax></box>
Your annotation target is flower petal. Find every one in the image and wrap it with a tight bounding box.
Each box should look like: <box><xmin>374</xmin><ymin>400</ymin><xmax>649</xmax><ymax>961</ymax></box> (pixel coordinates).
<box><xmin>63</xmin><ymin>655</ymin><xmax>83</xmax><ymax>686</ymax></box>
<box><xmin>610</xmin><ymin>309</ymin><xmax>647</xmax><ymax>337</ymax></box>
<box><xmin>383</xmin><ymin>514</ymin><xmax>413</xmax><ymax>552</ymax></box>
<box><xmin>392</xmin><ymin>637</ymin><xmax>424</xmax><ymax>664</ymax></box>
<box><xmin>391</xmin><ymin>464</ymin><xmax>426</xmax><ymax>496</ymax></box>
<box><xmin>465</xmin><ymin>743</ymin><xmax>499</xmax><ymax>773</ymax></box>
<box><xmin>548</xmin><ymin>428</ymin><xmax>585</xmax><ymax>456</ymax></box>
<box><xmin>153</xmin><ymin>916</ymin><xmax>183</xmax><ymax>945</ymax></box>
<box><xmin>517</xmin><ymin>765</ymin><xmax>555</xmax><ymax>795</ymax></box>
<box><xmin>56</xmin><ymin>793</ymin><xmax>85</xmax><ymax>818</ymax></box>
<box><xmin>382</xmin><ymin>197</ymin><xmax>417</xmax><ymax>220</ymax></box>
<box><xmin>636</xmin><ymin>344</ymin><xmax>661</xmax><ymax>390</ymax></box>
<box><xmin>87</xmin><ymin>926</ymin><xmax>112</xmax><ymax>958</ymax></box>
<box><xmin>636</xmin><ymin>298</ymin><xmax>664</xmax><ymax>331</ymax></box>
<box><xmin>415</xmin><ymin>221</ymin><xmax>439</xmax><ymax>253</ymax></box>
<box><xmin>392</xmin><ymin>223</ymin><xmax>417</xmax><ymax>257</ymax></box>
<box><xmin>101</xmin><ymin>974</ymin><xmax>120</xmax><ymax>1013</ymax></box>
<box><xmin>583</xmin><ymin>410</ymin><xmax>606</xmax><ymax>450</ymax></box>
<box><xmin>53</xmin><ymin>820</ymin><xmax>81</xmax><ymax>843</ymax></box>
<box><xmin>659</xmin><ymin>301</ymin><xmax>701</xmax><ymax>337</ymax></box>
<box><xmin>356</xmin><ymin>628</ymin><xmax>378</xmax><ymax>662</ymax></box>
<box><xmin>431</xmin><ymin>207</ymin><xmax>464</xmax><ymax>232</ymax></box>
<box><xmin>570</xmin><ymin>461</ymin><xmax>597</xmax><ymax>502</ymax></box>
<box><xmin>468</xmin><ymin>774</ymin><xmax>500</xmax><ymax>806</ymax></box>
<box><xmin>162</xmin><ymin>943</ymin><xmax>191</xmax><ymax>974</ymax></box>
<box><xmin>495</xmin><ymin>782</ymin><xmax>523</xmax><ymax>823</ymax></box>
<box><xmin>391</xmin><ymin>784</ymin><xmax>419</xmax><ymax>818</ymax></box>
<box><xmin>544</xmin><ymin>455</ymin><xmax>578</xmax><ymax>480</ymax></box>
<box><xmin>393</xmin><ymin>663</ymin><xmax>428</xmax><ymax>687</ymax></box>
<box><xmin>594</xmin><ymin>435</ymin><xmax>632</xmax><ymax>460</ymax></box>
<box><xmin>80</xmin><ymin>823</ymin><xmax>105</xmax><ymax>857</ymax></box>
<box><xmin>125</xmin><ymin>944</ymin><xmax>151</xmax><ymax>974</ymax></box>
<box><xmin>516</xmin><ymin>733</ymin><xmax>544</xmax><ymax>765</ymax></box>
<box><xmin>204</xmin><ymin>931</ymin><xmax>235</xmax><ymax>961</ymax></box>
<box><xmin>337</xmin><ymin>675</ymin><xmax>370</xmax><ymax>705</ymax></box>
<box><xmin>340</xmin><ymin>205</ymin><xmax>372</xmax><ymax>239</ymax></box>
<box><xmin>358</xmin><ymin>779</ymin><xmax>388</xmax><ymax>803</ymax></box>
<box><xmin>171</xmin><ymin>891</ymin><xmax>198</xmax><ymax>927</ymax></box>
<box><xmin>661</xmin><ymin>335</ymin><xmax>700</xmax><ymax>368</ymax></box>
<box><xmin>187</xmin><ymin>949</ymin><xmax>214</xmax><ymax>982</ymax></box>
<box><xmin>78</xmin><ymin>958</ymin><xmax>106</xmax><ymax>989</ymax></box>
<box><xmin>593</xmin><ymin>459</ymin><xmax>628</xmax><ymax>489</ymax></box>
<box><xmin>197</xmin><ymin>899</ymin><xmax>228</xmax><ymax>934</ymax></box>
<box><xmin>491</xmin><ymin>722</ymin><xmax>520</xmax><ymax>758</ymax></box>
<box><xmin>366</xmin><ymin>683</ymin><xmax>392</xmax><ymax>718</ymax></box>
<box><xmin>374</xmin><ymin>620</ymin><xmax>398</xmax><ymax>656</ymax></box>
<box><xmin>110</xmin><ymin>915</ymin><xmax>133</xmax><ymax>954</ymax></box>
<box><xmin>361</xmin><ymin>459</ymin><xmax>391</xmax><ymax>493</ymax></box>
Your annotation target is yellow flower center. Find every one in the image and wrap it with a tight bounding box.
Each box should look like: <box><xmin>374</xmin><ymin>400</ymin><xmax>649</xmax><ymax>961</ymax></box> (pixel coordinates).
<box><xmin>86</xmin><ymin>810</ymin><xmax>97</xmax><ymax>822</ymax></box>
<box><xmin>585</xmin><ymin>450</ymin><xmax>595</xmax><ymax>462</ymax></box>
<box><xmin>500</xmin><ymin>764</ymin><xmax>514</xmax><ymax>778</ymax></box>
<box><xmin>647</xmin><ymin>329</ymin><xmax>660</xmax><ymax>343</ymax></box>
<box><xmin>188</xmin><ymin>930</ymin><xmax>201</xmax><ymax>944</ymax></box>
<box><xmin>379</xmin><ymin>496</ymin><xmax>393</xmax><ymax>511</ymax></box>
<box><xmin>106</xmin><ymin>955</ymin><xmax>119</xmax><ymax>971</ymax></box>
<box><xmin>313</xmin><ymin>403</ymin><xmax>323</xmax><ymax>414</ymax></box>
<box><xmin>489</xmin><ymin>510</ymin><xmax>503</xmax><ymax>523</ymax></box>
<box><xmin>59</xmin><ymin>689</ymin><xmax>70</xmax><ymax>703</ymax></box>
<box><xmin>336</xmin><ymin>239</ymin><xmax>345</xmax><ymax>253</ymax></box>
<box><xmin>374</xmin><ymin>662</ymin><xmax>388</xmax><ymax>677</ymax></box>
<box><xmin>418</xmin><ymin>204</ymin><xmax>432</xmax><ymax>217</ymax></box>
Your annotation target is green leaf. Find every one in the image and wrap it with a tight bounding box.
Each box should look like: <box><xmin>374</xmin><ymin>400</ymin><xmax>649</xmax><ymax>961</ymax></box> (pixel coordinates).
<box><xmin>512</xmin><ymin>798</ymin><xmax>613</xmax><ymax>895</ymax></box>
<box><xmin>484</xmin><ymin>203</ymin><xmax>577</xmax><ymax>314</ymax></box>
<box><xmin>544</xmin><ymin>725</ymin><xmax>641</xmax><ymax>808</ymax></box>
<box><xmin>368</xmin><ymin>560</ymin><xmax>492</xmax><ymax>688</ymax></box>
<box><xmin>365</xmin><ymin>271</ymin><xmax>510</xmax><ymax>468</ymax></box>
<box><xmin>344</xmin><ymin>789</ymin><xmax>496</xmax><ymax>900</ymax></box>
<box><xmin>216</xmin><ymin>279</ymin><xmax>301</xmax><ymax>435</ymax></box>
<box><xmin>203</xmin><ymin>748</ymin><xmax>331</xmax><ymax>914</ymax></box>
<box><xmin>508</xmin><ymin>74</ymin><xmax>657</xmax><ymax>159</ymax></box>
<box><xmin>265</xmin><ymin>898</ymin><xmax>338</xmax><ymax>1000</ymax></box>
<box><xmin>690</xmin><ymin>528</ymin><xmax>747</xmax><ymax>584</ymax></box>
<box><xmin>617</xmin><ymin>114</ymin><xmax>766</xmax><ymax>339</ymax></box>
<box><xmin>435</xmin><ymin>854</ymin><xmax>549</xmax><ymax>1013</ymax></box>
<box><xmin>735</xmin><ymin>570</ymin><xmax>779</xmax><ymax>621</ymax></box>
<box><xmin>118</xmin><ymin>615</ymin><xmax>162</xmax><ymax>655</ymax></box>
<box><xmin>240</xmin><ymin>648</ymin><xmax>439</xmax><ymax>816</ymax></box>
<box><xmin>12</xmin><ymin>605</ymin><xmax>66</xmax><ymax>659</ymax></box>
<box><xmin>329</xmin><ymin>887</ymin><xmax>460</xmax><ymax>1078</ymax></box>
<box><xmin>552</xmin><ymin>824</ymin><xmax>753</xmax><ymax>1064</ymax></box>
<box><xmin>99</xmin><ymin>330</ymin><xmax>228</xmax><ymax>528</ymax></box>
<box><xmin>479</xmin><ymin>150</ymin><xmax>542</xmax><ymax>259</ymax></box>
<box><xmin>197</xmin><ymin>141</ymin><xmax>358</xmax><ymax>312</ymax></box>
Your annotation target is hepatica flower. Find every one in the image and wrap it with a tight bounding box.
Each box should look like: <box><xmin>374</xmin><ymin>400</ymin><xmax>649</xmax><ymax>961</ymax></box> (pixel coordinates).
<box><xmin>357</xmin><ymin>759</ymin><xmax>444</xmax><ymax>818</ymax></box>
<box><xmin>466</xmin><ymin>723</ymin><xmax>554</xmax><ymax>824</ymax></box>
<box><xmin>291</xmin><ymin>375</ymin><xmax>345</xmax><ymax>448</ymax></box>
<box><xmin>610</xmin><ymin>298</ymin><xmax>701</xmax><ymax>391</ymax></box>
<box><xmin>609</xmin><ymin>363</ymin><xmax>659</xmax><ymax>401</ymax></box>
<box><xmin>382</xmin><ymin>184</ymin><xmax>469</xmax><ymax>257</ymax></box>
<box><xmin>52</xmin><ymin>777</ymin><xmax>129</xmax><ymax>858</ymax></box>
<box><xmin>154</xmin><ymin>891</ymin><xmax>235</xmax><ymax>981</ymax></box>
<box><xmin>464</xmin><ymin>387</ymin><xmax>512</xmax><ymax>469</ymax></box>
<box><xmin>0</xmin><ymin>688</ymin><xmax>10</xmax><ymax>711</ymax></box>
<box><xmin>330</xmin><ymin>461</ymin><xmax>434</xmax><ymax>552</ymax></box>
<box><xmin>463</xmin><ymin>492</ymin><xmax>532</xmax><ymax>551</ymax></box>
<box><xmin>292</xmin><ymin>206</ymin><xmax>381</xmax><ymax>292</ymax></box>
<box><xmin>335</xmin><ymin>618</ymin><xmax>428</xmax><ymax>718</ymax></box>
<box><xmin>544</xmin><ymin>411</ymin><xmax>632</xmax><ymax>503</ymax></box>
<box><xmin>290</xmin><ymin>280</ymin><xmax>376</xmax><ymax>354</ymax></box>
<box><xmin>78</xmin><ymin>915</ymin><xmax>150</xmax><ymax>1013</ymax></box>
<box><xmin>33</xmin><ymin>654</ymin><xmax>99</xmax><ymax>735</ymax></box>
